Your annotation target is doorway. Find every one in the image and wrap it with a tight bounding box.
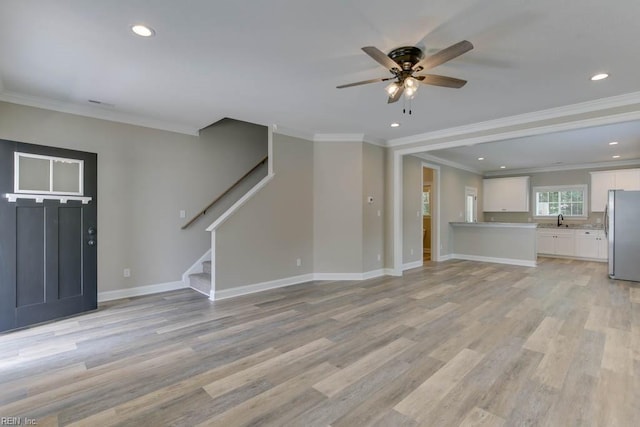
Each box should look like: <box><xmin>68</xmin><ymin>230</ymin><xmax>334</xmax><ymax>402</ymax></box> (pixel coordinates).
<box><xmin>465</xmin><ymin>186</ymin><xmax>478</xmax><ymax>222</ymax></box>
<box><xmin>423</xmin><ymin>167</ymin><xmax>434</xmax><ymax>261</ymax></box>
<box><xmin>0</xmin><ymin>139</ymin><xmax>97</xmax><ymax>332</ymax></box>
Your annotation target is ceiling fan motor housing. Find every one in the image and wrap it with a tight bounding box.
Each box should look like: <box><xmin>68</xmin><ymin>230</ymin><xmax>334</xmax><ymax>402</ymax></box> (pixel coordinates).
<box><xmin>388</xmin><ymin>46</ymin><xmax>424</xmax><ymax>71</ymax></box>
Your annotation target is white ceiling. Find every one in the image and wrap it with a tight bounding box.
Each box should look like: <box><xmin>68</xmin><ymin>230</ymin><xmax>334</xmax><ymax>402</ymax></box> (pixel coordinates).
<box><xmin>426</xmin><ymin>121</ymin><xmax>640</xmax><ymax>174</ymax></box>
<box><xmin>1</xmin><ymin>0</ymin><xmax>640</xmax><ymax>164</ymax></box>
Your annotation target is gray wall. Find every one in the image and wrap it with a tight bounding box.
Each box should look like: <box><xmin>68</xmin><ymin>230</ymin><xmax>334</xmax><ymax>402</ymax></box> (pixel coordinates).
<box><xmin>362</xmin><ymin>143</ymin><xmax>385</xmax><ymax>272</ymax></box>
<box><xmin>451</xmin><ymin>225</ymin><xmax>536</xmax><ymax>262</ymax></box>
<box><xmin>440</xmin><ymin>165</ymin><xmax>484</xmax><ymax>255</ymax></box>
<box><xmin>216</xmin><ymin>134</ymin><xmax>314</xmax><ymax>289</ymax></box>
<box><xmin>400</xmin><ymin>155</ymin><xmax>484</xmax><ymax>260</ymax></box>
<box><xmin>403</xmin><ymin>155</ymin><xmax>423</xmax><ymax>265</ymax></box>
<box><xmin>0</xmin><ymin>101</ymin><xmax>266</xmax><ymax>292</ymax></box>
<box><xmin>313</xmin><ymin>142</ymin><xmax>363</xmax><ymax>273</ymax></box>
<box><xmin>481</xmin><ymin>167</ymin><xmax>632</xmax><ymax>225</ymax></box>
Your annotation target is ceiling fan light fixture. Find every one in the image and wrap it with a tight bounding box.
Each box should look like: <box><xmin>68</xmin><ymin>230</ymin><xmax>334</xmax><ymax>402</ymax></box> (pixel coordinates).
<box><xmin>390</xmin><ymin>123</ymin><xmax>400</xmax><ymax>128</ymax></box>
<box><xmin>385</xmin><ymin>82</ymin><xmax>401</xmax><ymax>97</ymax></box>
<box><xmin>404</xmin><ymin>77</ymin><xmax>420</xmax><ymax>98</ymax></box>
<box><xmin>590</xmin><ymin>73</ymin><xmax>608</xmax><ymax>81</ymax></box>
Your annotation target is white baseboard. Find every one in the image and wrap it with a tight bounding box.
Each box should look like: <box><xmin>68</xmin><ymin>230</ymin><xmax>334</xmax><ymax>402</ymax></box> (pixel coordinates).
<box><xmin>182</xmin><ymin>249</ymin><xmax>212</xmax><ymax>285</ymax></box>
<box><xmin>402</xmin><ymin>260</ymin><xmax>424</xmax><ymax>271</ymax></box>
<box><xmin>383</xmin><ymin>268</ymin><xmax>402</xmax><ymax>276</ymax></box>
<box><xmin>212</xmin><ymin>269</ymin><xmax>389</xmax><ymax>301</ymax></box>
<box><xmin>362</xmin><ymin>269</ymin><xmax>385</xmax><ymax>280</ymax></box>
<box><xmin>451</xmin><ymin>254</ymin><xmax>537</xmax><ymax>268</ymax></box>
<box><xmin>437</xmin><ymin>254</ymin><xmax>454</xmax><ymax>261</ymax></box>
<box><xmin>313</xmin><ymin>272</ymin><xmax>367</xmax><ymax>281</ymax></box>
<box><xmin>213</xmin><ymin>273</ymin><xmax>314</xmax><ymax>301</ymax></box>
<box><xmin>314</xmin><ymin>270</ymin><xmax>386</xmax><ymax>281</ymax></box>
<box><xmin>98</xmin><ymin>280</ymin><xmax>187</xmax><ymax>302</ymax></box>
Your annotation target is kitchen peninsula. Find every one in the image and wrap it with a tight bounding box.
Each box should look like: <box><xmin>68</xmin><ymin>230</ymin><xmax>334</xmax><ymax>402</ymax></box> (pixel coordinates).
<box><xmin>449</xmin><ymin>222</ymin><xmax>538</xmax><ymax>267</ymax></box>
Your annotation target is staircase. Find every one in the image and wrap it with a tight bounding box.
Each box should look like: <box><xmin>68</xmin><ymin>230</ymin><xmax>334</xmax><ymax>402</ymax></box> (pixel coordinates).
<box><xmin>189</xmin><ymin>260</ymin><xmax>211</xmax><ymax>296</ymax></box>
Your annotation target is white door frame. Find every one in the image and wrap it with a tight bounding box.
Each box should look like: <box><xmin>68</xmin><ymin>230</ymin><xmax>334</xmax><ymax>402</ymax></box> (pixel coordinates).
<box><xmin>421</xmin><ymin>162</ymin><xmax>440</xmax><ymax>262</ymax></box>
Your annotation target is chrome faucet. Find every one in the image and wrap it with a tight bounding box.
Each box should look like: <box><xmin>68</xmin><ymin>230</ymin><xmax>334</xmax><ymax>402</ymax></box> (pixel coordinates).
<box><xmin>557</xmin><ymin>214</ymin><xmax>564</xmax><ymax>227</ymax></box>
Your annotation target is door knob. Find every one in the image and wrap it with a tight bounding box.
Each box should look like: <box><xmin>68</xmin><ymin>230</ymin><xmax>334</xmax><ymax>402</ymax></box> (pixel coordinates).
<box><xmin>88</xmin><ymin>226</ymin><xmax>96</xmax><ymax>235</ymax></box>
<box><xmin>88</xmin><ymin>239</ymin><xmax>96</xmax><ymax>247</ymax></box>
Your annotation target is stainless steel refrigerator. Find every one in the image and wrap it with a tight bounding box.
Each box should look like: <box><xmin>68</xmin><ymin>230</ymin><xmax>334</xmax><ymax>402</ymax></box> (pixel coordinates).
<box><xmin>605</xmin><ymin>190</ymin><xmax>640</xmax><ymax>281</ymax></box>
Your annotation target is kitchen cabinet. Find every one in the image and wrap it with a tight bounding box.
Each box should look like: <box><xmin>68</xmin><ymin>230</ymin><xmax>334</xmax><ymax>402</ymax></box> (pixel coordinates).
<box><xmin>537</xmin><ymin>228</ymin><xmax>607</xmax><ymax>261</ymax></box>
<box><xmin>574</xmin><ymin>230</ymin><xmax>608</xmax><ymax>260</ymax></box>
<box><xmin>483</xmin><ymin>176</ymin><xmax>530</xmax><ymax>212</ymax></box>
<box><xmin>591</xmin><ymin>168</ymin><xmax>640</xmax><ymax>212</ymax></box>
<box><xmin>536</xmin><ymin>229</ymin><xmax>574</xmax><ymax>256</ymax></box>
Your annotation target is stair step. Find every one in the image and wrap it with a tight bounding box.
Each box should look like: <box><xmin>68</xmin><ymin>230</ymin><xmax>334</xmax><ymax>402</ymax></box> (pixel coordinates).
<box><xmin>189</xmin><ymin>272</ymin><xmax>211</xmax><ymax>296</ymax></box>
<box><xmin>202</xmin><ymin>260</ymin><xmax>211</xmax><ymax>275</ymax></box>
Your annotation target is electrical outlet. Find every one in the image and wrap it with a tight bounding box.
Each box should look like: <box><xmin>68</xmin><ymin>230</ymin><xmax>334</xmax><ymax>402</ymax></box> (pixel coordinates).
<box><xmin>410</xmin><ymin>249</ymin><xmax>414</xmax><ymax>256</ymax></box>
<box><xmin>123</xmin><ymin>268</ymin><xmax>131</xmax><ymax>278</ymax></box>
<box><xmin>377</xmin><ymin>210</ymin><xmax>381</xmax><ymax>217</ymax></box>
<box><xmin>179</xmin><ymin>210</ymin><xmax>186</xmax><ymax>219</ymax></box>
<box><xmin>296</xmin><ymin>258</ymin><xmax>301</xmax><ymax>267</ymax></box>
<box><xmin>377</xmin><ymin>254</ymin><xmax>381</xmax><ymax>261</ymax></box>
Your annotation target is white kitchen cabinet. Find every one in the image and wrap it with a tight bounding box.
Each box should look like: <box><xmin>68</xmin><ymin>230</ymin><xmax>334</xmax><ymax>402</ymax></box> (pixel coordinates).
<box><xmin>574</xmin><ymin>230</ymin><xmax>608</xmax><ymax>260</ymax></box>
<box><xmin>536</xmin><ymin>229</ymin><xmax>575</xmax><ymax>256</ymax></box>
<box><xmin>483</xmin><ymin>176</ymin><xmax>530</xmax><ymax>212</ymax></box>
<box><xmin>590</xmin><ymin>168</ymin><xmax>640</xmax><ymax>212</ymax></box>
<box><xmin>615</xmin><ymin>169</ymin><xmax>640</xmax><ymax>191</ymax></box>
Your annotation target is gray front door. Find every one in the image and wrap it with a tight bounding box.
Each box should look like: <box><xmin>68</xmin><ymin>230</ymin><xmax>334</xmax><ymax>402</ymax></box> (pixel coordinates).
<box><xmin>0</xmin><ymin>139</ymin><xmax>97</xmax><ymax>332</ymax></box>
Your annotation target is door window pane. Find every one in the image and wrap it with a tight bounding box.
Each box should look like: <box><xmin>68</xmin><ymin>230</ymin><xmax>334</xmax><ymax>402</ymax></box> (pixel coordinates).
<box><xmin>52</xmin><ymin>160</ymin><xmax>80</xmax><ymax>193</ymax></box>
<box><xmin>18</xmin><ymin>156</ymin><xmax>50</xmax><ymax>192</ymax></box>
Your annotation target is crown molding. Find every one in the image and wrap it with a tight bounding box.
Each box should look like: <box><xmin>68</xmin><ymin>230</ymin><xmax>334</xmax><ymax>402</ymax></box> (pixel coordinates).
<box><xmin>362</xmin><ymin>135</ymin><xmax>387</xmax><ymax>147</ymax></box>
<box><xmin>483</xmin><ymin>159</ymin><xmax>640</xmax><ymax>177</ymax></box>
<box><xmin>0</xmin><ymin>91</ymin><xmax>200</xmax><ymax>136</ymax></box>
<box><xmin>313</xmin><ymin>133</ymin><xmax>365</xmax><ymax>143</ymax></box>
<box><xmin>312</xmin><ymin>133</ymin><xmax>386</xmax><ymax>147</ymax></box>
<box><xmin>387</xmin><ymin>91</ymin><xmax>640</xmax><ymax>148</ymax></box>
<box><xmin>412</xmin><ymin>153</ymin><xmax>481</xmax><ymax>174</ymax></box>
<box><xmin>272</xmin><ymin>125</ymin><xmax>314</xmax><ymax>142</ymax></box>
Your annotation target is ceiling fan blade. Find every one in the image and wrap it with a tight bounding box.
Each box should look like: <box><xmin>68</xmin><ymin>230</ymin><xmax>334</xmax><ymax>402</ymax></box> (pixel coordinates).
<box><xmin>416</xmin><ymin>74</ymin><xmax>467</xmax><ymax>88</ymax></box>
<box><xmin>362</xmin><ymin>46</ymin><xmax>401</xmax><ymax>72</ymax></box>
<box><xmin>412</xmin><ymin>40</ymin><xmax>473</xmax><ymax>72</ymax></box>
<box><xmin>336</xmin><ymin>77</ymin><xmax>393</xmax><ymax>89</ymax></box>
<box><xmin>388</xmin><ymin>85</ymin><xmax>404</xmax><ymax>103</ymax></box>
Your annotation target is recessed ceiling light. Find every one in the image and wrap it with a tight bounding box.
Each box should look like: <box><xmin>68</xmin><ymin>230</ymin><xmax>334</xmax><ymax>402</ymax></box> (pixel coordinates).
<box><xmin>477</xmin><ymin>157</ymin><xmax>484</xmax><ymax>160</ymax></box>
<box><xmin>609</xmin><ymin>141</ymin><xmax>619</xmax><ymax>145</ymax></box>
<box><xmin>612</xmin><ymin>155</ymin><xmax>621</xmax><ymax>159</ymax></box>
<box><xmin>590</xmin><ymin>73</ymin><xmax>609</xmax><ymax>81</ymax></box>
<box><xmin>390</xmin><ymin>123</ymin><xmax>400</xmax><ymax>128</ymax></box>
<box><xmin>131</xmin><ymin>24</ymin><xmax>155</xmax><ymax>37</ymax></box>
<box><xmin>500</xmin><ymin>165</ymin><xmax>506</xmax><ymax>169</ymax></box>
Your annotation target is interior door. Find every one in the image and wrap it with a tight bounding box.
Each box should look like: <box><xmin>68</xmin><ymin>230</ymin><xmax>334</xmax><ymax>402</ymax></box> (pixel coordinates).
<box><xmin>0</xmin><ymin>139</ymin><xmax>97</xmax><ymax>332</ymax></box>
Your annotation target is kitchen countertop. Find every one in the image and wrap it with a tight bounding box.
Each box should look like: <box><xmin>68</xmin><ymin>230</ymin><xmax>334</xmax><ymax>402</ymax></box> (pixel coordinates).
<box><xmin>536</xmin><ymin>223</ymin><xmax>604</xmax><ymax>230</ymax></box>
<box><xmin>450</xmin><ymin>222</ymin><xmax>537</xmax><ymax>228</ymax></box>
<box><xmin>450</xmin><ymin>222</ymin><xmax>604</xmax><ymax>230</ymax></box>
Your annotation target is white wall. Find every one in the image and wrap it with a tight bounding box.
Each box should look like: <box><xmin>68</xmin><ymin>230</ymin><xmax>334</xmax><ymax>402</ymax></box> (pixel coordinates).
<box><xmin>0</xmin><ymin>102</ymin><xmax>267</xmax><ymax>293</ymax></box>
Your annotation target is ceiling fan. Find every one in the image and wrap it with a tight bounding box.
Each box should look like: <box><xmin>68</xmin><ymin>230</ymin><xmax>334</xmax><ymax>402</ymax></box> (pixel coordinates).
<box><xmin>337</xmin><ymin>40</ymin><xmax>473</xmax><ymax>104</ymax></box>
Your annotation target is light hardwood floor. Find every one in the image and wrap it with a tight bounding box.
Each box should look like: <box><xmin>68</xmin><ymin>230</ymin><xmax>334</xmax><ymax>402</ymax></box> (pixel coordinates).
<box><xmin>1</xmin><ymin>258</ymin><xmax>639</xmax><ymax>426</ymax></box>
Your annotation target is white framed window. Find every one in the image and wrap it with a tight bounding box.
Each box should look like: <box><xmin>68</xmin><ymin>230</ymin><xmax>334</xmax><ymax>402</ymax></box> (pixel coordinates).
<box><xmin>533</xmin><ymin>185</ymin><xmax>588</xmax><ymax>218</ymax></box>
<box><xmin>14</xmin><ymin>152</ymin><xmax>84</xmax><ymax>196</ymax></box>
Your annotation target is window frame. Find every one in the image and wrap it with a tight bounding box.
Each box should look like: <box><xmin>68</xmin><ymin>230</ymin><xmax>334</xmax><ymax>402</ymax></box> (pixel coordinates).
<box><xmin>14</xmin><ymin>152</ymin><xmax>84</xmax><ymax>196</ymax></box>
<box><xmin>533</xmin><ymin>184</ymin><xmax>588</xmax><ymax>219</ymax></box>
